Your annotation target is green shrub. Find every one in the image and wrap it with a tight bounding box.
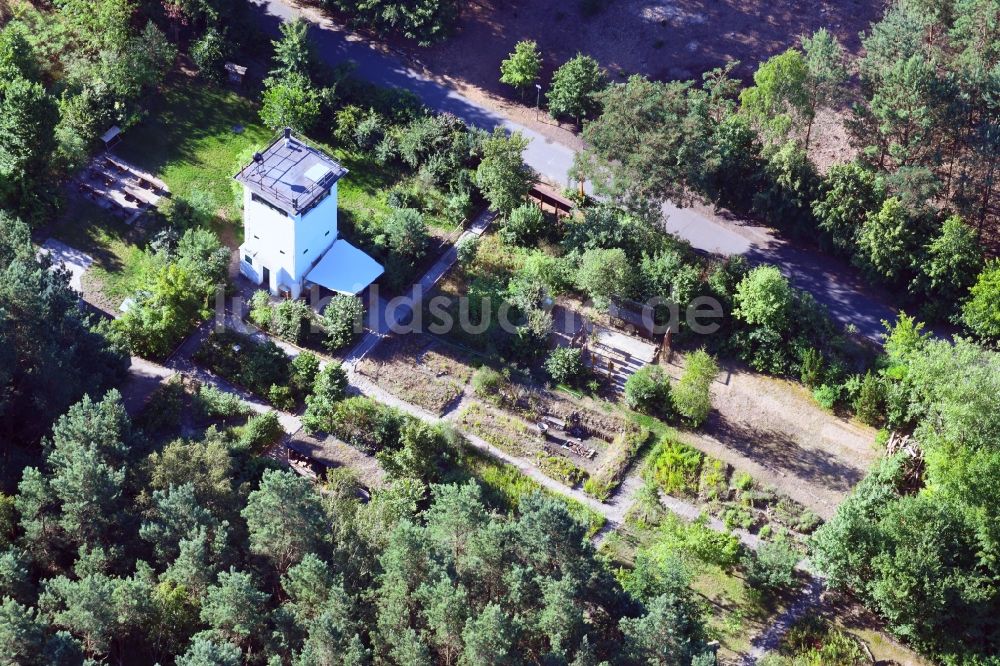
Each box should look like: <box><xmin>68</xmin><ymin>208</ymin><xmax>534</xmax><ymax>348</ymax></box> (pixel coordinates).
<box><xmin>271</xmin><ymin>299</ymin><xmax>312</xmax><ymax>343</ymax></box>
<box><xmin>327</xmin><ymin>396</ymin><xmax>406</xmax><ymax>453</ymax></box>
<box><xmin>191</xmin><ymin>28</ymin><xmax>230</xmax><ymax>82</ymax></box>
<box><xmin>624</xmin><ymin>365</ymin><xmax>672</xmax><ymax>416</ymax></box>
<box><xmin>782</xmin><ymin>617</ymin><xmax>868</xmax><ymax>665</ymax></box>
<box><xmin>334</xmin><ymin>105</ymin><xmax>362</xmax><ymax>147</ymax></box>
<box><xmin>732</xmin><ymin>470</ymin><xmax>754</xmax><ymax>492</ymax></box>
<box><xmin>0</xmin><ymin>494</ymin><xmax>16</xmax><ymax>549</ymax></box>
<box><xmin>680</xmin><ymin>516</ymin><xmax>742</xmax><ymax>570</ymax></box>
<box><xmin>383</xmin><ymin>207</ymin><xmax>429</xmax><ymax>267</ymax></box>
<box><xmin>456</xmin><ymin>234</ymin><xmax>480</xmax><ymax>267</ymax></box>
<box><xmin>799</xmin><ymin>347</ymin><xmax>824</xmax><ymax>387</ymax></box>
<box><xmin>237</xmin><ymin>411</ymin><xmax>284</xmax><ymax>452</ymax></box>
<box><xmin>355</xmin><ymin>110</ymin><xmax>386</xmax><ymax>151</ymax></box>
<box><xmin>812</xmin><ymin>383</ymin><xmax>841</xmax><ymax>410</ymax></box>
<box><xmin>545</xmin><ymin>347</ymin><xmax>586</xmax><ymax>386</ymax></box>
<box><xmin>576</xmin><ymin>247</ymin><xmax>634</xmax><ymax>309</ymax></box>
<box><xmin>323</xmin><ymin>294</ymin><xmax>365</xmax><ymax>352</ymax></box>
<box><xmin>248</xmin><ymin>290</ymin><xmax>273</xmax><ymax>329</ymax></box>
<box><xmin>446</xmin><ymin>191</ymin><xmax>473</xmax><ymax>226</ymax></box>
<box><xmin>962</xmin><ymin>259</ymin><xmax>1000</xmax><ymax>342</ymax></box>
<box><xmin>501</xmin><ymin>203</ymin><xmax>546</xmax><ymax>246</ymax></box>
<box><xmin>742</xmin><ymin>540</ymin><xmax>799</xmax><ymax>595</ymax></box>
<box><xmin>386</xmin><ymin>186</ymin><xmax>416</xmax><ymax>209</ymax></box>
<box><xmin>698</xmin><ymin>457</ymin><xmax>729</xmax><ymax>501</ymax></box>
<box><xmin>722</xmin><ymin>506</ymin><xmax>754</xmax><ymax>531</ymax></box>
<box><xmin>289</xmin><ymin>352</ymin><xmax>320</xmax><ymax>398</ymax></box>
<box><xmin>852</xmin><ymin>371</ymin><xmax>885</xmax><ymax>426</ymax></box>
<box><xmin>471</xmin><ymin>366</ymin><xmax>506</xmax><ymax>402</ymax></box>
<box><xmin>267</xmin><ymin>384</ymin><xmax>295</xmax><ymax>411</ymax></box>
<box><xmin>649</xmin><ymin>438</ymin><xmax>703</xmax><ymax>497</ymax></box>
<box><xmin>196</xmin><ymin>384</ymin><xmax>251</xmax><ymax>420</ymax></box>
<box><xmin>734</xmin><ymin>266</ymin><xmax>793</xmax><ymax>330</ymax></box>
<box><xmin>793</xmin><ymin>510</ymin><xmax>822</xmax><ymax>534</ymax></box>
<box><xmin>583</xmin><ymin>477</ymin><xmax>614</xmax><ymax>501</ymax></box>
<box><xmin>302</xmin><ymin>363</ymin><xmax>349</xmax><ymax>434</ymax></box>
<box><xmin>673</xmin><ymin>349</ymin><xmax>718</xmax><ymax>427</ymax></box>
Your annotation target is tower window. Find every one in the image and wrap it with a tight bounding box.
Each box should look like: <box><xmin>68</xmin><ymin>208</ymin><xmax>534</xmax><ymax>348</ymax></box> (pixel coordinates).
<box><xmin>243</xmin><ymin>254</ymin><xmax>252</xmax><ymax>265</ymax></box>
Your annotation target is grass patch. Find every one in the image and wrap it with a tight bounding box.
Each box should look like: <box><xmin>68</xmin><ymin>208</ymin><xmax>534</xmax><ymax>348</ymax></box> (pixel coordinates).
<box><xmin>49</xmin><ymin>198</ymin><xmax>159</xmax><ymax>310</ymax></box>
<box><xmin>693</xmin><ymin>564</ymin><xmax>771</xmax><ymax>659</ymax></box>
<box><xmin>115</xmin><ymin>78</ymin><xmax>272</xmax><ymax>226</ymax></box>
<box><xmin>466</xmin><ymin>451</ymin><xmax>605</xmax><ymax>537</ymax></box>
<box><xmin>332</xmin><ymin>147</ymin><xmax>398</xmax><ymax>229</ymax></box>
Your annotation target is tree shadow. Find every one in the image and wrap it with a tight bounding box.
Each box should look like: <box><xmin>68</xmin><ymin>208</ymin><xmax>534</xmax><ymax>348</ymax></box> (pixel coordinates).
<box><xmin>705</xmin><ymin>412</ymin><xmax>865</xmax><ymax>493</ymax></box>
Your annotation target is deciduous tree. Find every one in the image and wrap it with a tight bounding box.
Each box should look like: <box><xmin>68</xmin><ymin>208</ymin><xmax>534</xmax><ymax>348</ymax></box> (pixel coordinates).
<box><xmin>499</xmin><ymin>40</ymin><xmax>542</xmax><ymax>100</ymax></box>
<box><xmin>475</xmin><ymin>127</ymin><xmax>534</xmax><ymax>215</ymax></box>
<box><xmin>547</xmin><ymin>54</ymin><xmax>606</xmax><ymax>125</ymax></box>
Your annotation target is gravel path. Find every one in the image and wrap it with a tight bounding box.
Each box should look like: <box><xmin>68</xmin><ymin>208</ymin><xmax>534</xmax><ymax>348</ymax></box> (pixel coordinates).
<box><xmin>343</xmin><ymin>210</ymin><xmax>495</xmax><ymax>367</ymax></box>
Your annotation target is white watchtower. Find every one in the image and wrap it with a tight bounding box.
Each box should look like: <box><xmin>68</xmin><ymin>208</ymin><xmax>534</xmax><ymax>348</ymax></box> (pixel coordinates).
<box><xmin>234</xmin><ymin>128</ymin><xmax>382</xmax><ymax>299</ymax></box>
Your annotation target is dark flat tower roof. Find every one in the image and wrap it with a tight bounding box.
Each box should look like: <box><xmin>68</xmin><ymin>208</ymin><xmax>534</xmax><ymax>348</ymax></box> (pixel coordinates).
<box><xmin>234</xmin><ymin>131</ymin><xmax>347</xmax><ymax>214</ymax></box>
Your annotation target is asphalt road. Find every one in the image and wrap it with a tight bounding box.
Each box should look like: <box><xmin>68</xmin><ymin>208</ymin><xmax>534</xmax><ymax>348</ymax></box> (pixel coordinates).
<box><xmin>251</xmin><ymin>0</ymin><xmax>899</xmax><ymax>343</ymax></box>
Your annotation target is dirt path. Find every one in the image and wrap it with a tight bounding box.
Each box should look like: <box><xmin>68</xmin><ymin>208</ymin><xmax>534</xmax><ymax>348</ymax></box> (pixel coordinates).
<box><xmin>741</xmin><ymin>577</ymin><xmax>826</xmax><ymax>665</ymax></box>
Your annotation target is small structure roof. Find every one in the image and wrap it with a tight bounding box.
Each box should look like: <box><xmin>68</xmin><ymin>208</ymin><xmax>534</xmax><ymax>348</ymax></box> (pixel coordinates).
<box><xmin>100</xmin><ymin>126</ymin><xmax>121</xmax><ymax>145</ymax></box>
<box><xmin>306</xmin><ymin>239</ymin><xmax>384</xmax><ymax>295</ymax></box>
<box><xmin>234</xmin><ymin>130</ymin><xmax>347</xmax><ymax>214</ymax></box>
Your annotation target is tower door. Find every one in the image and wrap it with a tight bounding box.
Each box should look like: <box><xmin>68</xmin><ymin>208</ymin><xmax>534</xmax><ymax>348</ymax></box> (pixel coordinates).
<box><xmin>261</xmin><ymin>266</ymin><xmax>270</xmax><ymax>289</ymax></box>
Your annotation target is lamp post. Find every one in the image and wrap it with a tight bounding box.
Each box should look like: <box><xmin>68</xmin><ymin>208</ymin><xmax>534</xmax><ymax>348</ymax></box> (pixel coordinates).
<box><xmin>535</xmin><ymin>83</ymin><xmax>542</xmax><ymax>121</ymax></box>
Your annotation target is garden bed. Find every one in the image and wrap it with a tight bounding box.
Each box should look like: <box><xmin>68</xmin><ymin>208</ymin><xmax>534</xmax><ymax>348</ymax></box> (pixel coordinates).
<box><xmin>457</xmin><ymin>401</ymin><xmax>540</xmax><ymax>457</ymax></box>
<box><xmin>135</xmin><ymin>374</ymin><xmax>283</xmax><ymax>455</ymax></box>
<box><xmin>458</xmin><ymin>401</ymin><xmax>596</xmax><ymax>489</ymax></box>
<box><xmin>192</xmin><ymin>329</ymin><xmax>318</xmax><ymax>409</ymax></box>
<box><xmin>600</xmin><ymin>499</ymin><xmax>783</xmax><ymax>664</ymax></box>
<box><xmin>355</xmin><ymin>334</ymin><xmax>475</xmax><ymax>415</ymax></box>
<box><xmin>464</xmin><ymin>451</ymin><xmax>605</xmax><ymax>538</ymax></box>
<box><xmin>645</xmin><ymin>437</ymin><xmax>824</xmax><ymax>546</ymax></box>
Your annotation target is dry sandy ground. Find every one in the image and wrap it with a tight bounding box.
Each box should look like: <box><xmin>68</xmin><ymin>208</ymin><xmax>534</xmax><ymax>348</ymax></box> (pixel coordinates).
<box><xmin>661</xmin><ymin>354</ymin><xmax>877</xmax><ymax>519</ymax></box>
<box><xmin>366</xmin><ymin>0</ymin><xmax>883</xmax><ymax>170</ymax></box>
<box><xmin>419</xmin><ymin>0</ymin><xmax>884</xmax><ymax>85</ymax></box>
